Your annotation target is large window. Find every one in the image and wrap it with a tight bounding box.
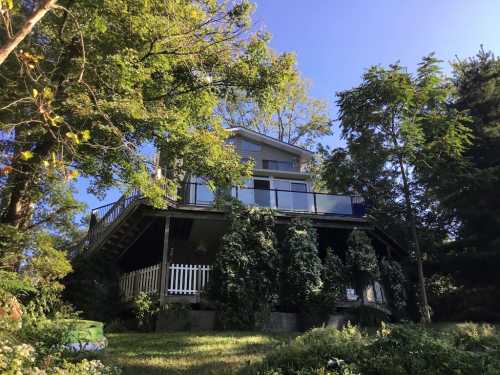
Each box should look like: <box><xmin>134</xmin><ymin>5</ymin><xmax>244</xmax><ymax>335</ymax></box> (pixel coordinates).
<box><xmin>262</xmin><ymin>159</ymin><xmax>296</xmax><ymax>171</ymax></box>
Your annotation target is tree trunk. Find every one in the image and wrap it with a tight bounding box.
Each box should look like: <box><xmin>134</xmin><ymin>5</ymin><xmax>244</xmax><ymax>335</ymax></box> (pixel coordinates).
<box><xmin>2</xmin><ymin>130</ymin><xmax>55</xmax><ymax>229</ymax></box>
<box><xmin>398</xmin><ymin>156</ymin><xmax>431</xmax><ymax>323</ymax></box>
<box><xmin>0</xmin><ymin>0</ymin><xmax>58</xmax><ymax>66</ymax></box>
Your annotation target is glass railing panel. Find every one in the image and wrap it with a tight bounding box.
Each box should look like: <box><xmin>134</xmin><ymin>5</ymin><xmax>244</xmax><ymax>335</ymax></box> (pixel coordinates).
<box><xmin>276</xmin><ymin>190</ymin><xmax>314</xmax><ymax>212</ymax></box>
<box><xmin>195</xmin><ymin>184</ymin><xmax>215</xmax><ymax>205</ymax></box>
<box><xmin>315</xmin><ymin>194</ymin><xmax>353</xmax><ymax>215</ymax></box>
<box><xmin>236</xmin><ymin>187</ymin><xmax>255</xmax><ymax>206</ymax></box>
<box><xmin>234</xmin><ymin>187</ymin><xmax>273</xmax><ymax>208</ymax></box>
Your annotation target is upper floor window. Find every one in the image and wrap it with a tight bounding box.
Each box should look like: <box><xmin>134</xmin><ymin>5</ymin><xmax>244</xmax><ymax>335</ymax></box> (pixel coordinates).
<box><xmin>241</xmin><ymin>140</ymin><xmax>261</xmax><ymax>152</ymax></box>
<box><xmin>262</xmin><ymin>159</ymin><xmax>296</xmax><ymax>171</ymax></box>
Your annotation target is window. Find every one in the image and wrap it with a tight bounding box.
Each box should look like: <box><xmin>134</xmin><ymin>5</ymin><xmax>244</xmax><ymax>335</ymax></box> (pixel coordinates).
<box><xmin>262</xmin><ymin>159</ymin><xmax>295</xmax><ymax>171</ymax></box>
<box><xmin>241</xmin><ymin>140</ymin><xmax>261</xmax><ymax>152</ymax></box>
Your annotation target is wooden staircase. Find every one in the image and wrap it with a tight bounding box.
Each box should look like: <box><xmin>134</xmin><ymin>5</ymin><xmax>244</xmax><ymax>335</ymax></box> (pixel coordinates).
<box><xmin>74</xmin><ymin>191</ymin><xmax>154</xmax><ymax>256</ymax></box>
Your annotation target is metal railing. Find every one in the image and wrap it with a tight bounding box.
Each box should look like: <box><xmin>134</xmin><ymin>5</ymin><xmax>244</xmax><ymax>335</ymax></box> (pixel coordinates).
<box><xmin>85</xmin><ymin>189</ymin><xmax>142</xmax><ymax>249</ymax></box>
<box><xmin>80</xmin><ymin>182</ymin><xmax>366</xmax><ymax>253</ymax></box>
<box><xmin>183</xmin><ymin>182</ymin><xmax>366</xmax><ymax>217</ymax></box>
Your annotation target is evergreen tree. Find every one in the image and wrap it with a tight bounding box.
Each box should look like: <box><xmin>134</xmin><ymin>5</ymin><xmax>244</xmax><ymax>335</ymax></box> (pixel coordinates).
<box><xmin>208</xmin><ymin>203</ymin><xmax>279</xmax><ymax>329</ymax></box>
<box><xmin>423</xmin><ymin>49</ymin><xmax>500</xmax><ymax>252</ymax></box>
<box><xmin>279</xmin><ymin>218</ymin><xmax>323</xmax><ymax>312</ymax></box>
<box><xmin>345</xmin><ymin>229</ymin><xmax>380</xmax><ymax>300</ymax></box>
<box><xmin>321</xmin><ymin>247</ymin><xmax>347</xmax><ymax>309</ymax></box>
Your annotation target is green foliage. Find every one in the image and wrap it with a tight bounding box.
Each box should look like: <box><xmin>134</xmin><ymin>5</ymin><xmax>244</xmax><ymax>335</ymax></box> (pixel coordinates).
<box><xmin>220</xmin><ymin>70</ymin><xmax>332</xmax><ymax>147</ymax></box>
<box><xmin>321</xmin><ymin>248</ymin><xmax>347</xmax><ymax>311</ymax></box>
<box><xmin>426</xmin><ymin>49</ymin><xmax>500</xmax><ymax>252</ymax></box>
<box><xmin>208</xmin><ymin>202</ymin><xmax>279</xmax><ymax>329</ymax></box>
<box><xmin>132</xmin><ymin>292</ymin><xmax>159</xmax><ymax>332</ymax></box>
<box><xmin>63</xmin><ymin>247</ymin><xmax>124</xmax><ymax>323</ymax></box>
<box><xmin>280</xmin><ymin>218</ymin><xmax>323</xmax><ymax>312</ymax></box>
<box><xmin>0</xmin><ymin>337</ymin><xmax>121</xmax><ymax>375</ymax></box>
<box><xmin>380</xmin><ymin>258</ymin><xmax>407</xmax><ymax>317</ymax></box>
<box><xmin>364</xmin><ymin>324</ymin><xmax>500</xmax><ymax>375</ymax></box>
<box><xmin>323</xmin><ymin>54</ymin><xmax>472</xmax><ymax>256</ymax></box>
<box><xmin>0</xmin><ymin>0</ymin><xmax>292</xmax><ymax>237</ymax></box>
<box><xmin>345</xmin><ymin>230</ymin><xmax>380</xmax><ymax>297</ymax></box>
<box><xmin>251</xmin><ymin>324</ymin><xmax>367</xmax><ymax>374</ymax></box>
<box><xmin>248</xmin><ymin>323</ymin><xmax>500</xmax><ymax>375</ymax></box>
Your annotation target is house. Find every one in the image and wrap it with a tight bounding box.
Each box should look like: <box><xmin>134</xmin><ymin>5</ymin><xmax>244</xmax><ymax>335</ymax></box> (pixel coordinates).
<box><xmin>80</xmin><ymin>127</ymin><xmax>405</xmax><ymax>316</ymax></box>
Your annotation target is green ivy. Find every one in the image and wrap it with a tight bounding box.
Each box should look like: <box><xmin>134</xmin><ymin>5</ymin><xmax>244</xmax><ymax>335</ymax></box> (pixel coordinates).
<box><xmin>207</xmin><ymin>202</ymin><xmax>279</xmax><ymax>329</ymax></box>
<box><xmin>279</xmin><ymin>218</ymin><xmax>323</xmax><ymax>312</ymax></box>
<box><xmin>345</xmin><ymin>230</ymin><xmax>380</xmax><ymax>298</ymax></box>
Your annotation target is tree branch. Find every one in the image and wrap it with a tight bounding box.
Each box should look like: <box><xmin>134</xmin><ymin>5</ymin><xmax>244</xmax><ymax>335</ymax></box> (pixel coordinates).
<box><xmin>0</xmin><ymin>0</ymin><xmax>58</xmax><ymax>66</ymax></box>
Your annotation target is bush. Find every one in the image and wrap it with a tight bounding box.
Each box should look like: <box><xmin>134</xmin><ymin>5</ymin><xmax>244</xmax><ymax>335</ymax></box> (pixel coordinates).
<box><xmin>321</xmin><ymin>248</ymin><xmax>347</xmax><ymax>309</ymax></box>
<box><xmin>132</xmin><ymin>292</ymin><xmax>159</xmax><ymax>332</ymax></box>
<box><xmin>345</xmin><ymin>230</ymin><xmax>380</xmax><ymax>298</ymax></box>
<box><xmin>0</xmin><ymin>338</ymin><xmax>120</xmax><ymax>375</ymax></box>
<box><xmin>208</xmin><ymin>203</ymin><xmax>279</xmax><ymax>329</ymax></box>
<box><xmin>246</xmin><ymin>323</ymin><xmax>500</xmax><ymax>375</ymax></box>
<box><xmin>380</xmin><ymin>258</ymin><xmax>407</xmax><ymax>318</ymax></box>
<box><xmin>280</xmin><ymin>218</ymin><xmax>323</xmax><ymax>313</ymax></box>
<box><xmin>252</xmin><ymin>324</ymin><xmax>367</xmax><ymax>374</ymax></box>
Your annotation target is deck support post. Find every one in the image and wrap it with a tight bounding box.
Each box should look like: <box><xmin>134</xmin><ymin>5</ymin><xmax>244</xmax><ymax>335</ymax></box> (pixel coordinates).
<box><xmin>159</xmin><ymin>215</ymin><xmax>171</xmax><ymax>305</ymax></box>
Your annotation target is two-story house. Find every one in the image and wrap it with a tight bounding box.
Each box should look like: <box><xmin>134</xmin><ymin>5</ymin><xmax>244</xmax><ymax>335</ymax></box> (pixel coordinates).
<box><xmin>81</xmin><ymin>127</ymin><xmax>404</xmax><ymax>314</ymax></box>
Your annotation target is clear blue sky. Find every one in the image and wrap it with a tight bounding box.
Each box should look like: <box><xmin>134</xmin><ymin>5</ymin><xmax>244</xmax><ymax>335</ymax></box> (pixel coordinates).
<box><xmin>75</xmin><ymin>0</ymin><xmax>500</xmax><ymax>211</ymax></box>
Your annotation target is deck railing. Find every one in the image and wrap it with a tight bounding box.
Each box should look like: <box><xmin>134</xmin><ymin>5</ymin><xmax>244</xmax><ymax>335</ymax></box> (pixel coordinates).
<box><xmin>183</xmin><ymin>182</ymin><xmax>366</xmax><ymax>217</ymax></box>
<box><xmin>167</xmin><ymin>263</ymin><xmax>211</xmax><ymax>295</ymax></box>
<box><xmin>119</xmin><ymin>263</ymin><xmax>211</xmax><ymax>300</ymax></box>
<box><xmin>81</xmin><ymin>182</ymin><xmax>365</xmax><ymax>253</ymax></box>
<box><xmin>119</xmin><ymin>263</ymin><xmax>161</xmax><ymax>301</ymax></box>
<box><xmin>84</xmin><ymin>189</ymin><xmax>142</xmax><ymax>249</ymax></box>
<box><xmin>119</xmin><ymin>263</ymin><xmax>386</xmax><ymax>306</ymax></box>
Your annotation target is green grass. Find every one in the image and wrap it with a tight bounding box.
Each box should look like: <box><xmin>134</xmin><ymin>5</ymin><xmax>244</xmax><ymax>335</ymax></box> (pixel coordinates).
<box><xmin>100</xmin><ymin>332</ymin><xmax>296</xmax><ymax>375</ymax></box>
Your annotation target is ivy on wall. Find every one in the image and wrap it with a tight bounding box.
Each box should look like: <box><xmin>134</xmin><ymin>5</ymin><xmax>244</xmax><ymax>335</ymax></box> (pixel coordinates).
<box><xmin>207</xmin><ymin>202</ymin><xmax>279</xmax><ymax>329</ymax></box>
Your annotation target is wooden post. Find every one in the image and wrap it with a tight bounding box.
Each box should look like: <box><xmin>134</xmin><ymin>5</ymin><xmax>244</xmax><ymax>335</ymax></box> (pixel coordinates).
<box><xmin>159</xmin><ymin>216</ymin><xmax>171</xmax><ymax>305</ymax></box>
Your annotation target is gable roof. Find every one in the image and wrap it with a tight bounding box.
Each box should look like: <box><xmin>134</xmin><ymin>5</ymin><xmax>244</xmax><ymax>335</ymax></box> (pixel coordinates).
<box><xmin>227</xmin><ymin>127</ymin><xmax>313</xmax><ymax>159</ymax></box>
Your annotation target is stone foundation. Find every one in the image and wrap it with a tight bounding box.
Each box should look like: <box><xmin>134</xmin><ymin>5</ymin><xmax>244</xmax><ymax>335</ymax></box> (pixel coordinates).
<box><xmin>156</xmin><ymin>310</ymin><xmax>352</xmax><ymax>332</ymax></box>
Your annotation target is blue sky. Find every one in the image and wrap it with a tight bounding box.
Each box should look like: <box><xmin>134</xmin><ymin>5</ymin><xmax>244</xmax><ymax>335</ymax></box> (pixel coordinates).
<box><xmin>75</xmin><ymin>0</ymin><xmax>500</xmax><ymax>211</ymax></box>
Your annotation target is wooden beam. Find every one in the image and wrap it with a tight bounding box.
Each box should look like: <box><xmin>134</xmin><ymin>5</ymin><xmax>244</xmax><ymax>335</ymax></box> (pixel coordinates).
<box><xmin>159</xmin><ymin>215</ymin><xmax>171</xmax><ymax>305</ymax></box>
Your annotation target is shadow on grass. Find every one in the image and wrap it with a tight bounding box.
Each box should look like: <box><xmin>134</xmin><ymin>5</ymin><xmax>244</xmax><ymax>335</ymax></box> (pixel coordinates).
<box><xmin>100</xmin><ymin>331</ymin><xmax>295</xmax><ymax>375</ymax></box>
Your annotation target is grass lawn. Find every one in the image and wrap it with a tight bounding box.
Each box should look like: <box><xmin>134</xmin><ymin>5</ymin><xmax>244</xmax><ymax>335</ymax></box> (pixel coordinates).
<box><xmin>100</xmin><ymin>332</ymin><xmax>296</xmax><ymax>375</ymax></box>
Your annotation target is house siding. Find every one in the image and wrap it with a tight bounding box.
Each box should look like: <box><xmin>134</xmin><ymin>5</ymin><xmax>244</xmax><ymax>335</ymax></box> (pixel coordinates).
<box><xmin>230</xmin><ymin>134</ymin><xmax>304</xmax><ymax>173</ymax></box>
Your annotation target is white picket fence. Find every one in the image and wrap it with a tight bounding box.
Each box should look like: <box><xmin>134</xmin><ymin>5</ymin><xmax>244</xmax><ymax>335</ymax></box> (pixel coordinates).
<box><xmin>119</xmin><ymin>263</ymin><xmax>211</xmax><ymax>300</ymax></box>
<box><xmin>168</xmin><ymin>263</ymin><xmax>211</xmax><ymax>295</ymax></box>
<box><xmin>120</xmin><ymin>263</ymin><xmax>161</xmax><ymax>301</ymax></box>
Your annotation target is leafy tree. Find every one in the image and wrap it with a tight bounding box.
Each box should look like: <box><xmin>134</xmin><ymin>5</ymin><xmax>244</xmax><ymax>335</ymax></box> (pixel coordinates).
<box><xmin>0</xmin><ymin>0</ymin><xmax>296</xmax><ymax>236</ymax></box>
<box><xmin>208</xmin><ymin>202</ymin><xmax>279</xmax><ymax>329</ymax></box>
<box><xmin>218</xmin><ymin>59</ymin><xmax>332</xmax><ymax>147</ymax></box>
<box><xmin>0</xmin><ymin>0</ymin><xmax>58</xmax><ymax>66</ymax></box>
<box><xmin>423</xmin><ymin>49</ymin><xmax>500</xmax><ymax>252</ymax></box>
<box><xmin>345</xmin><ymin>229</ymin><xmax>380</xmax><ymax>300</ymax></box>
<box><xmin>327</xmin><ymin>55</ymin><xmax>472</xmax><ymax>322</ymax></box>
<box><xmin>279</xmin><ymin>218</ymin><xmax>323</xmax><ymax>312</ymax></box>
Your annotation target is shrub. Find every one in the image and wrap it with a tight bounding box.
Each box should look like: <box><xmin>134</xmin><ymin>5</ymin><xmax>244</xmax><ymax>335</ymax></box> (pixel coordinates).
<box><xmin>0</xmin><ymin>338</ymin><xmax>121</xmax><ymax>375</ymax></box>
<box><xmin>280</xmin><ymin>218</ymin><xmax>323</xmax><ymax>313</ymax></box>
<box><xmin>380</xmin><ymin>258</ymin><xmax>407</xmax><ymax>318</ymax></box>
<box><xmin>208</xmin><ymin>203</ymin><xmax>279</xmax><ymax>329</ymax></box>
<box><xmin>321</xmin><ymin>248</ymin><xmax>347</xmax><ymax>309</ymax></box>
<box><xmin>450</xmin><ymin>322</ymin><xmax>500</xmax><ymax>351</ymax></box>
<box><xmin>246</xmin><ymin>323</ymin><xmax>500</xmax><ymax>375</ymax></box>
<box><xmin>253</xmin><ymin>324</ymin><xmax>367</xmax><ymax>374</ymax></box>
<box><xmin>132</xmin><ymin>292</ymin><xmax>159</xmax><ymax>332</ymax></box>
<box><xmin>362</xmin><ymin>324</ymin><xmax>500</xmax><ymax>375</ymax></box>
<box><xmin>345</xmin><ymin>230</ymin><xmax>380</xmax><ymax>298</ymax></box>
